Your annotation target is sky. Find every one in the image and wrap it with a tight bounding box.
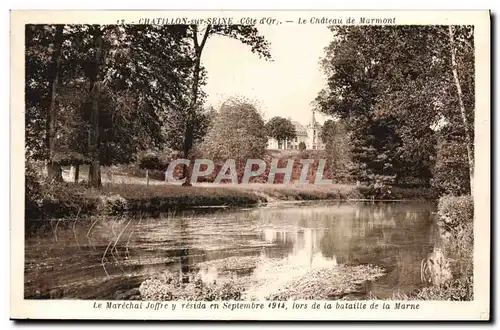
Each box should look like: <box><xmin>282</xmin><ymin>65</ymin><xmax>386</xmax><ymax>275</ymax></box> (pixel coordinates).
<box><xmin>201</xmin><ymin>24</ymin><xmax>333</xmax><ymax>126</ymax></box>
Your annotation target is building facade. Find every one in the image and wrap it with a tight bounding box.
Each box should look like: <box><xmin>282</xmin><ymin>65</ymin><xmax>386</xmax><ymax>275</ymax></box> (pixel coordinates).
<box><xmin>267</xmin><ymin>111</ymin><xmax>325</xmax><ymax>150</ymax></box>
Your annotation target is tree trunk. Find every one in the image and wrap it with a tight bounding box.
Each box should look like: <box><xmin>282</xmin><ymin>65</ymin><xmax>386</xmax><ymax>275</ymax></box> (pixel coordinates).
<box><xmin>74</xmin><ymin>164</ymin><xmax>80</xmax><ymax>183</ymax></box>
<box><xmin>46</xmin><ymin>25</ymin><xmax>65</xmax><ymax>182</ymax></box>
<box><xmin>146</xmin><ymin>169</ymin><xmax>149</xmax><ymax>187</ymax></box>
<box><xmin>89</xmin><ymin>163</ymin><xmax>101</xmax><ymax>188</ymax></box>
<box><xmin>88</xmin><ymin>26</ymin><xmax>103</xmax><ymax>188</ymax></box>
<box><xmin>46</xmin><ymin>162</ymin><xmax>62</xmax><ymax>182</ymax></box>
<box><xmin>182</xmin><ymin>125</ymin><xmax>193</xmax><ymax>187</ymax></box>
<box><xmin>448</xmin><ymin>26</ymin><xmax>474</xmax><ymax>196</ymax></box>
<box><xmin>181</xmin><ymin>26</ymin><xmax>211</xmax><ymax>187</ymax></box>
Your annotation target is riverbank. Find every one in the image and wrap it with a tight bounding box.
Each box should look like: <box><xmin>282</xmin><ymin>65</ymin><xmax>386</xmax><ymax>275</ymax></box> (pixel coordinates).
<box><xmin>136</xmin><ymin>195</ymin><xmax>471</xmax><ymax>302</ymax></box>
<box><xmin>26</xmin><ymin>179</ymin><xmax>437</xmax><ymax>222</ymax></box>
<box><xmin>24</xmin><ymin>200</ymin><xmax>436</xmax><ymax>300</ymax></box>
<box><xmin>372</xmin><ymin>195</ymin><xmax>473</xmax><ymax>301</ymax></box>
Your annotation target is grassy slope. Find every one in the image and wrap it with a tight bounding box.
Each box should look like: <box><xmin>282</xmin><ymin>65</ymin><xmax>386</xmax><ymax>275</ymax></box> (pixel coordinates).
<box><xmin>31</xmin><ymin>149</ymin><xmax>435</xmax><ymax>219</ymax></box>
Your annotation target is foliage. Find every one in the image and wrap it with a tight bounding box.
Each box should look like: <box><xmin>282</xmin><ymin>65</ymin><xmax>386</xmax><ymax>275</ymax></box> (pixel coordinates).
<box><xmin>397</xmin><ymin>195</ymin><xmax>474</xmax><ymax>301</ymax></box>
<box><xmin>25</xmin><ymin>161</ymin><xmax>99</xmax><ymax>221</ymax></box>
<box><xmin>437</xmin><ymin>195</ymin><xmax>473</xmax><ymax>233</ymax></box>
<box><xmin>298</xmin><ymin>141</ymin><xmax>306</xmax><ymax>151</ymax></box>
<box><xmin>98</xmin><ymin>194</ymin><xmax>129</xmax><ymax>216</ymax></box>
<box><xmin>25</xmin><ymin>24</ymin><xmax>196</xmax><ymax>184</ymax></box>
<box><xmin>25</xmin><ymin>162</ymin><xmax>43</xmax><ymax>219</ymax></box>
<box><xmin>25</xmin><ymin>181</ymin><xmax>264</xmax><ymax>221</ymax></box>
<box><xmin>315</xmin><ymin>26</ymin><xmax>474</xmax><ymax>189</ymax></box>
<box><xmin>138</xmin><ymin>152</ymin><xmax>166</xmax><ymax>171</ymax></box>
<box><xmin>443</xmin><ymin>220</ymin><xmax>473</xmax><ymax>281</ymax></box>
<box><xmin>432</xmin><ymin>137</ymin><xmax>470</xmax><ymax>196</ymax></box>
<box><xmin>163</xmin><ymin>106</ymin><xmax>213</xmax><ymax>154</ymax></box>
<box><xmin>354</xmin><ymin>184</ymin><xmax>437</xmax><ymax>200</ymax></box>
<box><xmin>392</xmin><ymin>273</ymin><xmax>473</xmax><ymax>301</ymax></box>
<box><xmin>201</xmin><ymin>97</ymin><xmax>268</xmax><ymax>161</ymax></box>
<box><xmin>265</xmin><ymin>116</ymin><xmax>297</xmax><ymax>143</ymax></box>
<box><xmin>34</xmin><ymin>182</ymin><xmax>98</xmax><ymax>220</ymax></box>
<box><xmin>173</xmin><ymin>24</ymin><xmax>272</xmax><ymax>186</ymax></box>
<box><xmin>320</xmin><ymin>119</ymin><xmax>352</xmax><ymax>182</ymax></box>
<box><xmin>26</xmin><ymin>23</ymin><xmax>273</xmax><ymax>189</ymax></box>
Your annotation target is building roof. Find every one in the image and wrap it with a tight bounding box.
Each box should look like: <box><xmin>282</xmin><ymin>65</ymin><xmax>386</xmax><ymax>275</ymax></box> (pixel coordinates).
<box><xmin>291</xmin><ymin>121</ymin><xmax>308</xmax><ymax>136</ymax></box>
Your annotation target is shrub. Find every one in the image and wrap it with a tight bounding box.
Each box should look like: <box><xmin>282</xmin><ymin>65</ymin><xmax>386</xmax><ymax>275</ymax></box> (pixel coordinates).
<box><xmin>389</xmin><ymin>186</ymin><xmax>438</xmax><ymax>200</ymax></box>
<box><xmin>25</xmin><ymin>162</ymin><xmax>97</xmax><ymax>220</ymax></box>
<box><xmin>394</xmin><ymin>273</ymin><xmax>473</xmax><ymax>301</ymax></box>
<box><xmin>437</xmin><ymin>195</ymin><xmax>474</xmax><ymax>282</ymax></box>
<box><xmin>99</xmin><ymin>194</ymin><xmax>128</xmax><ymax>216</ymax></box>
<box><xmin>25</xmin><ymin>161</ymin><xmax>43</xmax><ymax>219</ymax></box>
<box><xmin>437</xmin><ymin>195</ymin><xmax>473</xmax><ymax>236</ymax></box>
<box><xmin>427</xmin><ymin>195</ymin><xmax>474</xmax><ymax>300</ymax></box>
<box><xmin>39</xmin><ymin>182</ymin><xmax>98</xmax><ymax>218</ymax></box>
<box><xmin>358</xmin><ymin>181</ymin><xmax>394</xmax><ymax>200</ymax></box>
<box><xmin>138</xmin><ymin>153</ymin><xmax>162</xmax><ymax>170</ymax></box>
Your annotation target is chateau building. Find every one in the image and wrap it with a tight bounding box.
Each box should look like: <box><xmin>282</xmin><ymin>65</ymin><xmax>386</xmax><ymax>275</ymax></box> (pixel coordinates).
<box><xmin>267</xmin><ymin>111</ymin><xmax>325</xmax><ymax>150</ymax></box>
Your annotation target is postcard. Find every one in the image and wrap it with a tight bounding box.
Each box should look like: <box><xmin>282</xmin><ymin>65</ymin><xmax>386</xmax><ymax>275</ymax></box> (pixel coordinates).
<box><xmin>10</xmin><ymin>9</ymin><xmax>490</xmax><ymax>320</ymax></box>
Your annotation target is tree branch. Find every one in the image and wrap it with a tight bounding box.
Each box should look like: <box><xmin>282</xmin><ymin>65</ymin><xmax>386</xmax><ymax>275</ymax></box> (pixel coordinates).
<box><xmin>199</xmin><ymin>25</ymin><xmax>211</xmax><ymax>52</ymax></box>
<box><xmin>192</xmin><ymin>25</ymin><xmax>199</xmax><ymax>50</ymax></box>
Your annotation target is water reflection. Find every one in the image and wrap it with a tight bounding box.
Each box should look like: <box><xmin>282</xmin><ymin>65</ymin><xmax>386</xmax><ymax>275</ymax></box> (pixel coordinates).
<box><xmin>25</xmin><ymin>201</ymin><xmax>438</xmax><ymax>299</ymax></box>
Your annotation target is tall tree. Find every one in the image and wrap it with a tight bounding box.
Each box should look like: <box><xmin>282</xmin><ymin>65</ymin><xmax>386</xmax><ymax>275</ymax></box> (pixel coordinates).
<box><xmin>316</xmin><ymin>26</ymin><xmax>473</xmax><ymax>190</ymax></box>
<box><xmin>45</xmin><ymin>25</ymin><xmax>65</xmax><ymax>181</ymax></box>
<box><xmin>265</xmin><ymin>116</ymin><xmax>297</xmax><ymax>147</ymax></box>
<box><xmin>25</xmin><ymin>24</ymin><xmax>197</xmax><ymax>188</ymax></box>
<box><xmin>201</xmin><ymin>97</ymin><xmax>268</xmax><ymax>162</ymax></box>
<box><xmin>448</xmin><ymin>25</ymin><xmax>474</xmax><ymax>195</ymax></box>
<box><xmin>179</xmin><ymin>24</ymin><xmax>272</xmax><ymax>185</ymax></box>
<box><xmin>87</xmin><ymin>25</ymin><xmax>104</xmax><ymax>187</ymax></box>
<box><xmin>26</xmin><ymin>25</ymin><xmax>53</xmax><ymax>162</ymax></box>
<box><xmin>320</xmin><ymin>119</ymin><xmax>351</xmax><ymax>182</ymax></box>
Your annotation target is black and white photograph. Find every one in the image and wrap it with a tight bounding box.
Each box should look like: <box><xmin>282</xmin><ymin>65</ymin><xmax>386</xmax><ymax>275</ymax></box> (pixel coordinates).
<box><xmin>10</xmin><ymin>10</ymin><xmax>491</xmax><ymax>321</ymax></box>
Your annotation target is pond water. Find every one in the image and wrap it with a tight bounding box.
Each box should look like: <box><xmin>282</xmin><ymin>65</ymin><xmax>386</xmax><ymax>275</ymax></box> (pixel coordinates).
<box><xmin>25</xmin><ymin>201</ymin><xmax>439</xmax><ymax>300</ymax></box>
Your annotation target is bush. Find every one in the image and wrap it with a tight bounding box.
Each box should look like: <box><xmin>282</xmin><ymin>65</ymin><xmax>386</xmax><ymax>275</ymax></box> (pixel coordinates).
<box><xmin>437</xmin><ymin>195</ymin><xmax>473</xmax><ymax>236</ymax></box>
<box><xmin>395</xmin><ymin>273</ymin><xmax>473</xmax><ymax>301</ymax></box>
<box><xmin>26</xmin><ymin>161</ymin><xmax>96</xmax><ymax>222</ymax></box>
<box><xmin>25</xmin><ymin>161</ymin><xmax>43</xmax><ymax>219</ymax></box>
<box><xmin>99</xmin><ymin>194</ymin><xmax>129</xmax><ymax>216</ymax></box>
<box><xmin>38</xmin><ymin>182</ymin><xmax>98</xmax><ymax>218</ymax></box>
<box><xmin>358</xmin><ymin>181</ymin><xmax>394</xmax><ymax>200</ymax></box>
<box><xmin>25</xmin><ymin>168</ymin><xmax>98</xmax><ymax>221</ymax></box>
<box><xmin>437</xmin><ymin>195</ymin><xmax>474</xmax><ymax>281</ymax></box>
<box><xmin>430</xmin><ymin>195</ymin><xmax>474</xmax><ymax>300</ymax></box>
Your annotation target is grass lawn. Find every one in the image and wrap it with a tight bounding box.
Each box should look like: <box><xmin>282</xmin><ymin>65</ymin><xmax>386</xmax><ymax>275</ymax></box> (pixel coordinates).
<box><xmin>29</xmin><ymin>162</ymin><xmax>436</xmax><ymax>221</ymax></box>
<box><xmin>194</xmin><ymin>182</ymin><xmax>357</xmax><ymax>201</ymax></box>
